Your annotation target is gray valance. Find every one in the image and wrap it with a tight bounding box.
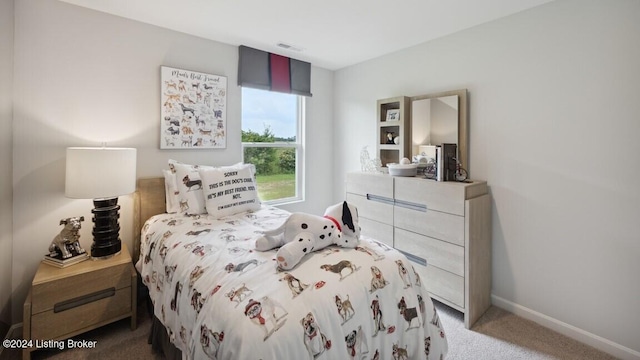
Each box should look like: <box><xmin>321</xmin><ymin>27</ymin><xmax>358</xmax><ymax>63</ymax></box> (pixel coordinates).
<box><xmin>238</xmin><ymin>45</ymin><xmax>312</xmax><ymax>97</ymax></box>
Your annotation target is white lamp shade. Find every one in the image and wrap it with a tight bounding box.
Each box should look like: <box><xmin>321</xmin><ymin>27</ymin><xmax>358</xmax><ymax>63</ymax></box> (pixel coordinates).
<box><xmin>65</xmin><ymin>147</ymin><xmax>137</xmax><ymax>199</ymax></box>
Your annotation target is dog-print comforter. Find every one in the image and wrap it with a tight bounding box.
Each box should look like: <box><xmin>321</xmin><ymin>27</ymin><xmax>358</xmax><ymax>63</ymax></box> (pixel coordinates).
<box><xmin>137</xmin><ymin>206</ymin><xmax>448</xmax><ymax>360</ymax></box>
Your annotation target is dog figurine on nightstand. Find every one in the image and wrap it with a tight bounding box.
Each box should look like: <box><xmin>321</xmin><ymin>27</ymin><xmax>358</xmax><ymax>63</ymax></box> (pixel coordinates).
<box><xmin>49</xmin><ymin>216</ymin><xmax>86</xmax><ymax>259</ymax></box>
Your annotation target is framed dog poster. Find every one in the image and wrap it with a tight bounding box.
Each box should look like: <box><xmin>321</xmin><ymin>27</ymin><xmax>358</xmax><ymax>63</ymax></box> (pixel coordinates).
<box><xmin>160</xmin><ymin>66</ymin><xmax>227</xmax><ymax>149</ymax></box>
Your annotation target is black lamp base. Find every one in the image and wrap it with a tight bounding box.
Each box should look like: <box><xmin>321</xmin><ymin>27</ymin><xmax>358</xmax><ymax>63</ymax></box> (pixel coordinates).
<box><xmin>91</xmin><ymin>197</ymin><xmax>122</xmax><ymax>259</ymax></box>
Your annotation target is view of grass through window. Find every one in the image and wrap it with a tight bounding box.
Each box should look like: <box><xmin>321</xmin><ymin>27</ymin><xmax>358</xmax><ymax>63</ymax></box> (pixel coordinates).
<box><xmin>241</xmin><ymin>88</ymin><xmax>299</xmax><ymax>202</ymax></box>
<box><xmin>243</xmin><ymin>143</ymin><xmax>296</xmax><ymax>201</ymax></box>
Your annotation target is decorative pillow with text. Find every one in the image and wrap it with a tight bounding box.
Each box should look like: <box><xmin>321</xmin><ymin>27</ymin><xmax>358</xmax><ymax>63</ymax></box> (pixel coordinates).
<box><xmin>199</xmin><ymin>164</ymin><xmax>261</xmax><ymax>219</ymax></box>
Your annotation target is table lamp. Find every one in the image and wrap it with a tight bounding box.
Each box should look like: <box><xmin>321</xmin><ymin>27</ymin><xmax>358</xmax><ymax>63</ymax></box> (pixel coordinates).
<box><xmin>65</xmin><ymin>147</ymin><xmax>137</xmax><ymax>259</ymax></box>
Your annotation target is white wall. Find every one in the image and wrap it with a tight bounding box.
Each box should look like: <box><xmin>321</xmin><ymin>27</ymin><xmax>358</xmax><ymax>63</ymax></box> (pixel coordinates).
<box><xmin>11</xmin><ymin>0</ymin><xmax>333</xmax><ymax>322</ymax></box>
<box><xmin>333</xmin><ymin>0</ymin><xmax>640</xmax><ymax>358</ymax></box>
<box><xmin>8</xmin><ymin>0</ymin><xmax>639</xmax><ymax>357</ymax></box>
<box><xmin>0</xmin><ymin>0</ymin><xmax>14</xmax><ymax>335</ymax></box>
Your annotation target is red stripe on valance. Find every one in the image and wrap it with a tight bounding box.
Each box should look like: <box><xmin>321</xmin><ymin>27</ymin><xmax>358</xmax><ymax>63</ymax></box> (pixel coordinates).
<box><xmin>269</xmin><ymin>53</ymin><xmax>291</xmax><ymax>93</ymax></box>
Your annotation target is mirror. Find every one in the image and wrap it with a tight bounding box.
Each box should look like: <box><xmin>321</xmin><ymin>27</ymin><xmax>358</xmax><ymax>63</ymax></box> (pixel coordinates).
<box><xmin>410</xmin><ymin>89</ymin><xmax>468</xmax><ymax>174</ymax></box>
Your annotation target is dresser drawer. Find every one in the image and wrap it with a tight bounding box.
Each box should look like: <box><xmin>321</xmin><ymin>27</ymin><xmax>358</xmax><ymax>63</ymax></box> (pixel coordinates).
<box><xmin>359</xmin><ymin>217</ymin><xmax>394</xmax><ymax>247</ymax></box>
<box><xmin>31</xmin><ymin>263</ymin><xmax>131</xmax><ymax>314</ymax></box>
<box><xmin>347</xmin><ymin>193</ymin><xmax>394</xmax><ymax>226</ymax></box>
<box><xmin>394</xmin><ymin>228</ymin><xmax>464</xmax><ymax>276</ymax></box>
<box><xmin>413</xmin><ymin>262</ymin><xmax>464</xmax><ymax>308</ymax></box>
<box><xmin>31</xmin><ymin>286</ymin><xmax>132</xmax><ymax>340</ymax></box>
<box><xmin>394</xmin><ymin>177</ymin><xmax>466</xmax><ymax>216</ymax></box>
<box><xmin>394</xmin><ymin>204</ymin><xmax>464</xmax><ymax>246</ymax></box>
<box><xmin>346</xmin><ymin>172</ymin><xmax>394</xmax><ymax>199</ymax></box>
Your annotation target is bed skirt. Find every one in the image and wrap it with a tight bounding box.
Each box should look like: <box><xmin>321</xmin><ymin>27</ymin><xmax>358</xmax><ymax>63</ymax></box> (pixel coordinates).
<box><xmin>149</xmin><ymin>314</ymin><xmax>182</xmax><ymax>360</ymax></box>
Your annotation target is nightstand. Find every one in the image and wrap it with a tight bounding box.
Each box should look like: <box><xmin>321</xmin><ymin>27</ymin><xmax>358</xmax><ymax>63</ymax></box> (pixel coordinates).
<box><xmin>23</xmin><ymin>243</ymin><xmax>137</xmax><ymax>360</ymax></box>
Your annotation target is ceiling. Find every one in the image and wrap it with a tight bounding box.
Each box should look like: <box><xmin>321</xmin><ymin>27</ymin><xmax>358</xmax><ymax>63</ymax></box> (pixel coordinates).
<box><xmin>59</xmin><ymin>0</ymin><xmax>552</xmax><ymax>70</ymax></box>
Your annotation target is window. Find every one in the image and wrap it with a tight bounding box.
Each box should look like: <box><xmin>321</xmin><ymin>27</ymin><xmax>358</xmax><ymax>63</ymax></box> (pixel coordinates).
<box><xmin>241</xmin><ymin>87</ymin><xmax>304</xmax><ymax>204</ymax></box>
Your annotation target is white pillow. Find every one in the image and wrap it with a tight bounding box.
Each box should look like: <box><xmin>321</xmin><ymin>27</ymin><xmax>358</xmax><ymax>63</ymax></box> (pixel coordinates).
<box><xmin>170</xmin><ymin>160</ymin><xmax>213</xmax><ymax>215</ymax></box>
<box><xmin>199</xmin><ymin>164</ymin><xmax>261</xmax><ymax>218</ymax></box>
<box><xmin>163</xmin><ymin>169</ymin><xmax>180</xmax><ymax>213</ymax></box>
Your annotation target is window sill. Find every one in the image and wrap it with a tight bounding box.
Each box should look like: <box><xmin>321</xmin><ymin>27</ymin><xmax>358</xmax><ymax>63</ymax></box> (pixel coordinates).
<box><xmin>264</xmin><ymin>197</ymin><xmax>304</xmax><ymax>207</ymax></box>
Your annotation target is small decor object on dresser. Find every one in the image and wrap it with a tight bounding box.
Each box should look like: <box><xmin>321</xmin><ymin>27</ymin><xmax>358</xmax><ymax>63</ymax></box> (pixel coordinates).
<box><xmin>360</xmin><ymin>146</ymin><xmax>376</xmax><ymax>172</ymax></box>
<box><xmin>423</xmin><ymin>159</ymin><xmax>437</xmax><ymax>180</ymax></box>
<box><xmin>44</xmin><ymin>216</ymin><xmax>89</xmax><ymax>268</ymax></box>
<box><xmin>441</xmin><ymin>143</ymin><xmax>457</xmax><ymax>181</ymax></box>
<box><xmin>160</xmin><ymin>66</ymin><xmax>227</xmax><ymax>149</ymax></box>
<box><xmin>388</xmin><ymin>163</ymin><xmax>418</xmax><ymax>177</ymax></box>
<box><xmin>360</xmin><ymin>146</ymin><xmax>383</xmax><ymax>173</ymax></box>
<box><xmin>452</xmin><ymin>157</ymin><xmax>468</xmax><ymax>182</ymax></box>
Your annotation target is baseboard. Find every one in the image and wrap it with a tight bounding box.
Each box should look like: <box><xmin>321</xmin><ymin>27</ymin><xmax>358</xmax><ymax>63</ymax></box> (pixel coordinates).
<box><xmin>492</xmin><ymin>295</ymin><xmax>640</xmax><ymax>360</ymax></box>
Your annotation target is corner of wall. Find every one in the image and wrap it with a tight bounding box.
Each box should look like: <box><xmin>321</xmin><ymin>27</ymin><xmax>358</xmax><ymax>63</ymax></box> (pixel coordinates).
<box><xmin>0</xmin><ymin>0</ymin><xmax>15</xmax><ymax>332</ymax></box>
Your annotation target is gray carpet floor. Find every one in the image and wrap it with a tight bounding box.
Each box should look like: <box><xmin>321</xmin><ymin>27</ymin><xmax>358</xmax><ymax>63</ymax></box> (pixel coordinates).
<box><xmin>436</xmin><ymin>300</ymin><xmax>617</xmax><ymax>360</ymax></box>
<box><xmin>2</xmin><ymin>300</ymin><xmax>618</xmax><ymax>360</ymax></box>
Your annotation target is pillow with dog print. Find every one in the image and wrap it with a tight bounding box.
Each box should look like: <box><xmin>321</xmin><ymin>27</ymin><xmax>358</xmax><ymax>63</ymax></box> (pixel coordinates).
<box><xmin>163</xmin><ymin>169</ymin><xmax>180</xmax><ymax>213</ymax></box>
<box><xmin>199</xmin><ymin>163</ymin><xmax>261</xmax><ymax>219</ymax></box>
<box><xmin>170</xmin><ymin>160</ymin><xmax>213</xmax><ymax>215</ymax></box>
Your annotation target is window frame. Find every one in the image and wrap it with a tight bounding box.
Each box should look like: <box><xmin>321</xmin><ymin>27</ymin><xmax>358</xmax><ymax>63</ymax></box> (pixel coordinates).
<box><xmin>241</xmin><ymin>91</ymin><xmax>305</xmax><ymax>205</ymax></box>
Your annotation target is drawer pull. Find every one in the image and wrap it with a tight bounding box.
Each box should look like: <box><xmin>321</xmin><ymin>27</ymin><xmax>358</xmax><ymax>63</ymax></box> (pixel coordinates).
<box><xmin>397</xmin><ymin>249</ymin><xmax>428</xmax><ymax>267</ymax></box>
<box><xmin>394</xmin><ymin>199</ymin><xmax>427</xmax><ymax>212</ymax></box>
<box><xmin>366</xmin><ymin>194</ymin><xmax>394</xmax><ymax>205</ymax></box>
<box><xmin>54</xmin><ymin>287</ymin><xmax>116</xmax><ymax>313</ymax></box>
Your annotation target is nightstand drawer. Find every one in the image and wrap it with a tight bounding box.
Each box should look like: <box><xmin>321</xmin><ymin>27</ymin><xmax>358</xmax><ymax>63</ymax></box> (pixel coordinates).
<box><xmin>394</xmin><ymin>205</ymin><xmax>464</xmax><ymax>246</ymax></box>
<box><xmin>394</xmin><ymin>228</ymin><xmax>464</xmax><ymax>276</ymax></box>
<box><xmin>31</xmin><ymin>286</ymin><xmax>131</xmax><ymax>340</ymax></box>
<box><xmin>31</xmin><ymin>263</ymin><xmax>131</xmax><ymax>314</ymax></box>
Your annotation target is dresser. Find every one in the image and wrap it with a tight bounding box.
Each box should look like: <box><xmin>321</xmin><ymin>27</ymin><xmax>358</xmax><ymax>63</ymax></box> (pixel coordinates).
<box><xmin>346</xmin><ymin>172</ymin><xmax>491</xmax><ymax>328</ymax></box>
<box><xmin>23</xmin><ymin>244</ymin><xmax>137</xmax><ymax>359</ymax></box>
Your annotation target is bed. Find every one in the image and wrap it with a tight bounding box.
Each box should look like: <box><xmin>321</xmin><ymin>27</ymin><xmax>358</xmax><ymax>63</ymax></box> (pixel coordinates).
<box><xmin>133</xmin><ymin>173</ymin><xmax>448</xmax><ymax>360</ymax></box>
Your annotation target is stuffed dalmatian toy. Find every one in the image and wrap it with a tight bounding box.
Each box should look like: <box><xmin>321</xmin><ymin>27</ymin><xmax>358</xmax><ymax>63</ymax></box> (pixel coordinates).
<box><xmin>255</xmin><ymin>201</ymin><xmax>361</xmax><ymax>270</ymax></box>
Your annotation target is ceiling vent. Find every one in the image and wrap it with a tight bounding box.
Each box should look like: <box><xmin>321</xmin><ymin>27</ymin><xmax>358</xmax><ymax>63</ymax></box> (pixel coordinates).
<box><xmin>276</xmin><ymin>42</ymin><xmax>303</xmax><ymax>52</ymax></box>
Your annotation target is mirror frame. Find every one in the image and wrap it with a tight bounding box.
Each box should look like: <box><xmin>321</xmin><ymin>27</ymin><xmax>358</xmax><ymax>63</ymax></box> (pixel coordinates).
<box><xmin>410</xmin><ymin>88</ymin><xmax>468</xmax><ymax>175</ymax></box>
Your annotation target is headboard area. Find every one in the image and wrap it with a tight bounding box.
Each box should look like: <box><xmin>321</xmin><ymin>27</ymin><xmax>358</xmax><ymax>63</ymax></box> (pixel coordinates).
<box><xmin>132</xmin><ymin>177</ymin><xmax>166</xmax><ymax>262</ymax></box>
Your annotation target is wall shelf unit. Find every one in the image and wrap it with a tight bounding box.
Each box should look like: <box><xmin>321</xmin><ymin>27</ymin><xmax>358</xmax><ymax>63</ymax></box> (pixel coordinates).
<box><xmin>376</xmin><ymin>96</ymin><xmax>410</xmax><ymax>168</ymax></box>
